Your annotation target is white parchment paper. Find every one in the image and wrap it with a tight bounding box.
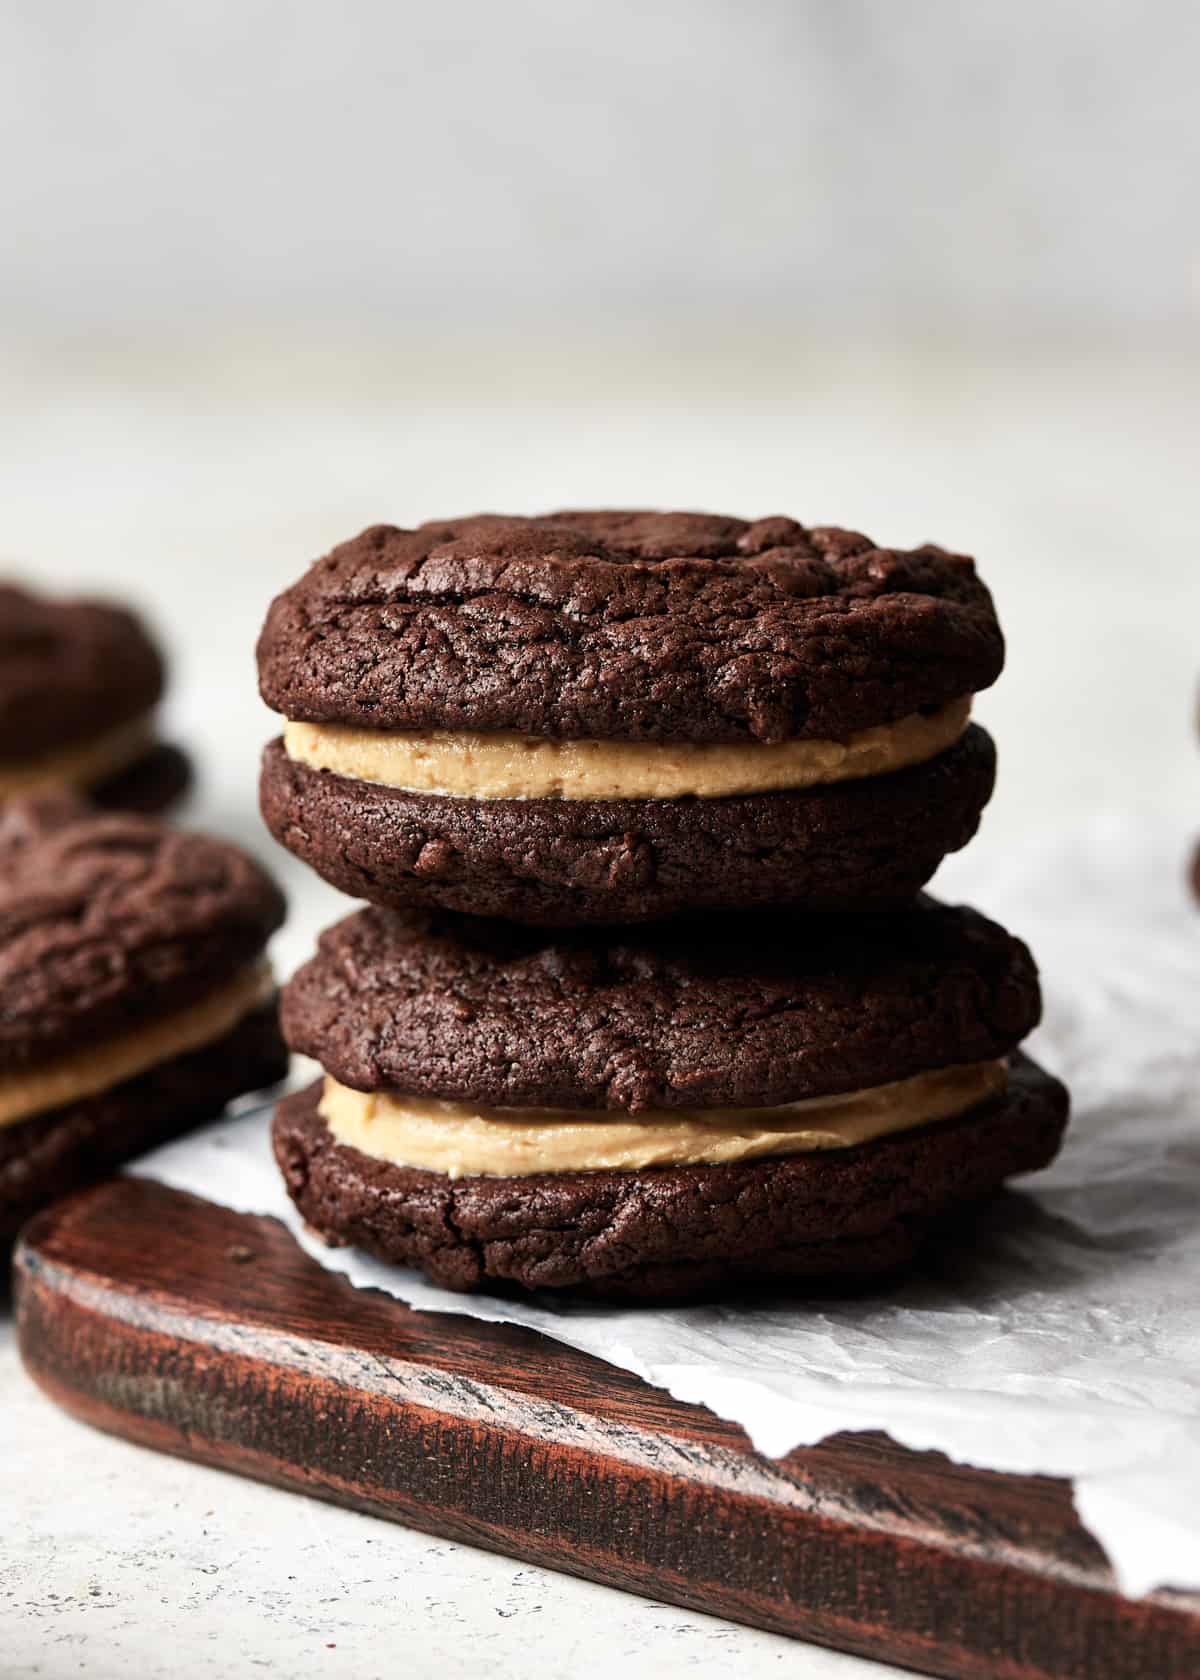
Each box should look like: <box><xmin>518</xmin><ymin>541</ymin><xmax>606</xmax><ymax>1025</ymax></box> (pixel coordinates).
<box><xmin>135</xmin><ymin>814</ymin><xmax>1200</xmax><ymax>1599</ymax></box>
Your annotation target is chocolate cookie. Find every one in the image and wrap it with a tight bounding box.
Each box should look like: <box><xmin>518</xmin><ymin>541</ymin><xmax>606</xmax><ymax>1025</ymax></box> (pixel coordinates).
<box><xmin>273</xmin><ymin>1056</ymin><xmax>1067</xmax><ymax>1300</ymax></box>
<box><xmin>261</xmin><ymin>724</ymin><xmax>995</xmax><ymax>924</ymax></box>
<box><xmin>0</xmin><ymin>799</ymin><xmax>287</xmax><ymax>1240</ymax></box>
<box><xmin>257</xmin><ymin>512</ymin><xmax>1003</xmax><ymax>922</ymax></box>
<box><xmin>0</xmin><ymin>581</ymin><xmax>190</xmax><ymax>813</ymax></box>
<box><xmin>282</xmin><ymin>898</ymin><xmax>1041</xmax><ymax>1111</ymax></box>
<box><xmin>274</xmin><ymin>899</ymin><xmax>1066</xmax><ymax>1298</ymax></box>
<box><xmin>258</xmin><ymin>514</ymin><xmax>1003</xmax><ymax>743</ymax></box>
<box><xmin>0</xmin><ymin>1005</ymin><xmax>284</xmax><ymax>1246</ymax></box>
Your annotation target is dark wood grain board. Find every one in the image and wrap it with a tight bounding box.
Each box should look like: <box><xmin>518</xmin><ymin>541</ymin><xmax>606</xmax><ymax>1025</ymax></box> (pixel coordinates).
<box><xmin>14</xmin><ymin>1177</ymin><xmax>1200</xmax><ymax>1680</ymax></box>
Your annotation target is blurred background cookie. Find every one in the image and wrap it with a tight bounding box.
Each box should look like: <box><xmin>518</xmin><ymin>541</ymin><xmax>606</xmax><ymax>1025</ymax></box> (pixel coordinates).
<box><xmin>0</xmin><ymin>797</ymin><xmax>287</xmax><ymax>1243</ymax></box>
<box><xmin>0</xmin><ymin>581</ymin><xmax>191</xmax><ymax>814</ymax></box>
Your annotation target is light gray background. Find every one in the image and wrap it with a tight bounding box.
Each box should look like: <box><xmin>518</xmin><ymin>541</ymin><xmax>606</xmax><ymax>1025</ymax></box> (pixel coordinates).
<box><xmin>1</xmin><ymin>0</ymin><xmax>1198</xmax><ymax>342</ymax></box>
<box><xmin>3</xmin><ymin>5</ymin><xmax>1199</xmax><ymax>1678</ymax></box>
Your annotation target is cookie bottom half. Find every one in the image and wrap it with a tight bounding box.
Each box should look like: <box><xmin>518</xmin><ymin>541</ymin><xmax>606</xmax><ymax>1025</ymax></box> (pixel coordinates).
<box><xmin>273</xmin><ymin>1052</ymin><xmax>1068</xmax><ymax>1301</ymax></box>
<box><xmin>0</xmin><ymin>1002</ymin><xmax>286</xmax><ymax>1245</ymax></box>
<box><xmin>260</xmin><ymin>726</ymin><xmax>995</xmax><ymax>925</ymax></box>
<box><xmin>90</xmin><ymin>741</ymin><xmax>193</xmax><ymax>815</ymax></box>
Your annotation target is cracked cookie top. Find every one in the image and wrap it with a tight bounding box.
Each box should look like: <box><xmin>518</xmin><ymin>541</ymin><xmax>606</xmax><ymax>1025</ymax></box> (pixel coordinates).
<box><xmin>0</xmin><ymin>800</ymin><xmax>285</xmax><ymax>1069</ymax></box>
<box><xmin>282</xmin><ymin>898</ymin><xmax>1040</xmax><ymax>1112</ymax></box>
<box><xmin>257</xmin><ymin>512</ymin><xmax>1004</xmax><ymax>744</ymax></box>
<box><xmin>0</xmin><ymin>582</ymin><xmax>165</xmax><ymax>763</ymax></box>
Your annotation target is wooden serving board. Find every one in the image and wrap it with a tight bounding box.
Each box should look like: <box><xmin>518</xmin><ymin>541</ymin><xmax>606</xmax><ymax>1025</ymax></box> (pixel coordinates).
<box><xmin>14</xmin><ymin>1177</ymin><xmax>1200</xmax><ymax>1680</ymax></box>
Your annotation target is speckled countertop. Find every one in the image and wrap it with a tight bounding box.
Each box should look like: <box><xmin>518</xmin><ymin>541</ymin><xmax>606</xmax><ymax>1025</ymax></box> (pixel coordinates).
<box><xmin>4</xmin><ymin>343</ymin><xmax>1198</xmax><ymax>1678</ymax></box>
<box><xmin>7</xmin><ymin>1319</ymin><xmax>888</xmax><ymax>1679</ymax></box>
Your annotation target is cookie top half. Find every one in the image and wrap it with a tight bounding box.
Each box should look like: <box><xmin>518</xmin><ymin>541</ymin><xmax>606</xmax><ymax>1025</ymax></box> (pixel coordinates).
<box><xmin>282</xmin><ymin>899</ymin><xmax>1041</xmax><ymax>1113</ymax></box>
<box><xmin>0</xmin><ymin>582</ymin><xmax>165</xmax><ymax>764</ymax></box>
<box><xmin>257</xmin><ymin>512</ymin><xmax>1004</xmax><ymax>744</ymax></box>
<box><xmin>0</xmin><ymin>799</ymin><xmax>285</xmax><ymax>1070</ymax></box>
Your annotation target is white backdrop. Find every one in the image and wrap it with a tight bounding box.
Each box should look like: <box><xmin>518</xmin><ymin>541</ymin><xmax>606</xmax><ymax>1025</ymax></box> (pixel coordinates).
<box><xmin>1</xmin><ymin>1</ymin><xmax>1197</xmax><ymax>342</ymax></box>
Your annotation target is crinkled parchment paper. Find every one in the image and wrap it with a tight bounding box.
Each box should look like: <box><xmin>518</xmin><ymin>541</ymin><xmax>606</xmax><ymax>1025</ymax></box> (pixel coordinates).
<box><xmin>136</xmin><ymin>814</ymin><xmax>1200</xmax><ymax>1598</ymax></box>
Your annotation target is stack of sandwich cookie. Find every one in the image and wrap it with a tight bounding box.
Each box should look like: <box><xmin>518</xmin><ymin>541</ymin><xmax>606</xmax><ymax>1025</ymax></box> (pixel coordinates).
<box><xmin>274</xmin><ymin>904</ymin><xmax>1067</xmax><ymax>1298</ymax></box>
<box><xmin>1</xmin><ymin>581</ymin><xmax>191</xmax><ymax>813</ymax></box>
<box><xmin>0</xmin><ymin>797</ymin><xmax>287</xmax><ymax>1243</ymax></box>
<box><xmin>258</xmin><ymin>513</ymin><xmax>1000</xmax><ymax>923</ymax></box>
<box><xmin>258</xmin><ymin>509</ymin><xmax>1068</xmax><ymax>1299</ymax></box>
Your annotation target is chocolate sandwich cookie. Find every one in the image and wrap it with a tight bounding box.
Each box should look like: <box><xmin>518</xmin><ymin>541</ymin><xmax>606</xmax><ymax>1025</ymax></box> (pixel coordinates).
<box><xmin>0</xmin><ymin>800</ymin><xmax>287</xmax><ymax>1244</ymax></box>
<box><xmin>273</xmin><ymin>901</ymin><xmax>1068</xmax><ymax>1300</ymax></box>
<box><xmin>0</xmin><ymin>581</ymin><xmax>191</xmax><ymax>814</ymax></box>
<box><xmin>257</xmin><ymin>512</ymin><xmax>1003</xmax><ymax>923</ymax></box>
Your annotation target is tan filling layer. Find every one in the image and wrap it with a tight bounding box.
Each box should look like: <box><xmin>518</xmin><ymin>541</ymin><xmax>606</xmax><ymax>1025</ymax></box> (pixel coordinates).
<box><xmin>0</xmin><ymin>714</ymin><xmax>156</xmax><ymax>797</ymax></box>
<box><xmin>319</xmin><ymin>1059</ymin><xmax>1008</xmax><ymax>1178</ymax></box>
<box><xmin>0</xmin><ymin>960</ymin><xmax>275</xmax><ymax>1129</ymax></box>
<box><xmin>283</xmin><ymin>697</ymin><xmax>971</xmax><ymax>802</ymax></box>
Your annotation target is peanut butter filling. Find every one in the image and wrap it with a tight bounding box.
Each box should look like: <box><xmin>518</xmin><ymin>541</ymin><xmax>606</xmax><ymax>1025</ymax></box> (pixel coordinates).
<box><xmin>0</xmin><ymin>714</ymin><xmax>156</xmax><ymax>797</ymax></box>
<box><xmin>319</xmin><ymin>1059</ymin><xmax>1008</xmax><ymax>1178</ymax></box>
<box><xmin>0</xmin><ymin>960</ymin><xmax>275</xmax><ymax>1129</ymax></box>
<box><xmin>283</xmin><ymin>697</ymin><xmax>971</xmax><ymax>802</ymax></box>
